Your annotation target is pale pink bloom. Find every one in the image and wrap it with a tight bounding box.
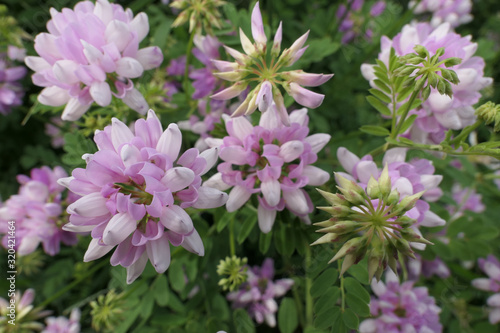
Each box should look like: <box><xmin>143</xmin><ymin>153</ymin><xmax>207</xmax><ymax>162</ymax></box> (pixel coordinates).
<box><xmin>60</xmin><ymin>110</ymin><xmax>228</xmax><ymax>283</ymax></box>
<box><xmin>410</xmin><ymin>0</ymin><xmax>473</xmax><ymax>28</ymax></box>
<box><xmin>0</xmin><ymin>47</ymin><xmax>27</xmax><ymax>115</ymax></box>
<box><xmin>472</xmin><ymin>256</ymin><xmax>500</xmax><ymax>324</ymax></box>
<box><xmin>25</xmin><ymin>0</ymin><xmax>163</xmax><ymax>121</ymax></box>
<box><xmin>42</xmin><ymin>308</ymin><xmax>81</xmax><ymax>333</ymax></box>
<box><xmin>205</xmin><ymin>106</ymin><xmax>330</xmax><ymax>232</ymax></box>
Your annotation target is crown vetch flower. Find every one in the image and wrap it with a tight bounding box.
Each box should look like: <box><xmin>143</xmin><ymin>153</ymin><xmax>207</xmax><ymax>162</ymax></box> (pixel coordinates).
<box><xmin>42</xmin><ymin>308</ymin><xmax>81</xmax><ymax>333</ymax></box>
<box><xmin>0</xmin><ymin>47</ymin><xmax>27</xmax><ymax>115</ymax></box>
<box><xmin>336</xmin><ymin>0</ymin><xmax>386</xmax><ymax>44</ymax></box>
<box><xmin>359</xmin><ymin>272</ymin><xmax>442</xmax><ymax>333</ymax></box>
<box><xmin>0</xmin><ymin>166</ymin><xmax>78</xmax><ymax>256</ymax></box>
<box><xmin>408</xmin><ymin>254</ymin><xmax>450</xmax><ymax>280</ymax></box>
<box><xmin>0</xmin><ymin>288</ymin><xmax>51</xmax><ymax>331</ymax></box>
<box><xmin>227</xmin><ymin>258</ymin><xmax>294</xmax><ymax>327</ymax></box>
<box><xmin>25</xmin><ymin>0</ymin><xmax>163</xmax><ymax>121</ymax></box>
<box><xmin>189</xmin><ymin>34</ymin><xmax>223</xmax><ymax>100</ymax></box>
<box><xmin>409</xmin><ymin>0</ymin><xmax>472</xmax><ymax>28</ymax></box>
<box><xmin>59</xmin><ymin>110</ymin><xmax>228</xmax><ymax>284</ymax></box>
<box><xmin>170</xmin><ymin>0</ymin><xmax>226</xmax><ymax>34</ymax></box>
<box><xmin>211</xmin><ymin>2</ymin><xmax>333</xmax><ymax>125</ymax></box>
<box><xmin>205</xmin><ymin>106</ymin><xmax>330</xmax><ymax>233</ymax></box>
<box><xmin>361</xmin><ymin>22</ymin><xmax>492</xmax><ymax>144</ymax></box>
<box><xmin>472</xmin><ymin>255</ymin><xmax>500</xmax><ymax>324</ymax></box>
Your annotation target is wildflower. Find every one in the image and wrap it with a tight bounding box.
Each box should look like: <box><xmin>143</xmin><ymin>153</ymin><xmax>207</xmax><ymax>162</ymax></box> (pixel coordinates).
<box><xmin>170</xmin><ymin>0</ymin><xmax>225</xmax><ymax>34</ymax></box>
<box><xmin>25</xmin><ymin>0</ymin><xmax>163</xmax><ymax>121</ymax></box>
<box><xmin>227</xmin><ymin>258</ymin><xmax>293</xmax><ymax>327</ymax></box>
<box><xmin>472</xmin><ymin>255</ymin><xmax>500</xmax><ymax>324</ymax></box>
<box><xmin>217</xmin><ymin>256</ymin><xmax>248</xmax><ymax>291</ymax></box>
<box><xmin>190</xmin><ymin>34</ymin><xmax>223</xmax><ymax>99</ymax></box>
<box><xmin>361</xmin><ymin>22</ymin><xmax>492</xmax><ymax>144</ymax></box>
<box><xmin>313</xmin><ymin>147</ymin><xmax>442</xmax><ymax>279</ymax></box>
<box><xmin>59</xmin><ymin>110</ymin><xmax>228</xmax><ymax>283</ymax></box>
<box><xmin>359</xmin><ymin>272</ymin><xmax>442</xmax><ymax>332</ymax></box>
<box><xmin>0</xmin><ymin>46</ymin><xmax>27</xmax><ymax>115</ymax></box>
<box><xmin>205</xmin><ymin>106</ymin><xmax>330</xmax><ymax>232</ymax></box>
<box><xmin>0</xmin><ymin>289</ymin><xmax>51</xmax><ymax>331</ymax></box>
<box><xmin>42</xmin><ymin>309</ymin><xmax>80</xmax><ymax>333</ymax></box>
<box><xmin>447</xmin><ymin>184</ymin><xmax>485</xmax><ymax>218</ymax></box>
<box><xmin>409</xmin><ymin>0</ymin><xmax>473</xmax><ymax>28</ymax></box>
<box><xmin>211</xmin><ymin>2</ymin><xmax>333</xmax><ymax>125</ymax></box>
<box><xmin>408</xmin><ymin>254</ymin><xmax>450</xmax><ymax>280</ymax></box>
<box><xmin>0</xmin><ymin>166</ymin><xmax>78</xmax><ymax>256</ymax></box>
<box><xmin>337</xmin><ymin>0</ymin><xmax>386</xmax><ymax>44</ymax></box>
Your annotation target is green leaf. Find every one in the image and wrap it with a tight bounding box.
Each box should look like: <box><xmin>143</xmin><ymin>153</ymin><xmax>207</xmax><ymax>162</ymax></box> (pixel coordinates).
<box><xmin>237</xmin><ymin>213</ymin><xmax>258</xmax><ymax>244</ymax></box>
<box><xmin>366</xmin><ymin>95</ymin><xmax>391</xmax><ymax>116</ymax></box>
<box><xmin>396</xmin><ymin>98</ymin><xmax>422</xmax><ymax>116</ymax></box>
<box><xmin>211</xmin><ymin>294</ymin><xmax>230</xmax><ymax>321</ymax></box>
<box><xmin>233</xmin><ymin>308</ymin><xmax>256</xmax><ymax>333</ymax></box>
<box><xmin>399</xmin><ymin>114</ymin><xmax>418</xmax><ymax>133</ymax></box>
<box><xmin>314</xmin><ymin>306</ymin><xmax>340</xmax><ymax>330</ymax></box>
<box><xmin>168</xmin><ymin>260</ymin><xmax>186</xmax><ymax>293</ymax></box>
<box><xmin>369</xmin><ymin>89</ymin><xmax>392</xmax><ymax>104</ymax></box>
<box><xmin>152</xmin><ymin>18</ymin><xmax>173</xmax><ymax>50</ymax></box>
<box><xmin>431</xmin><ymin>239</ymin><xmax>453</xmax><ymax>260</ymax></box>
<box><xmin>216</xmin><ymin>208</ymin><xmax>237</xmax><ymax>232</ymax></box>
<box><xmin>373</xmin><ymin>79</ymin><xmax>391</xmax><ymax>94</ymax></box>
<box><xmin>278</xmin><ymin>298</ymin><xmax>299</xmax><ymax>333</ymax></box>
<box><xmin>346</xmin><ymin>260</ymin><xmax>369</xmax><ymax>285</ymax></box>
<box><xmin>360</xmin><ymin>125</ymin><xmax>390</xmax><ymax>137</ymax></box>
<box><xmin>284</xmin><ymin>225</ymin><xmax>296</xmax><ymax>256</ymax></box>
<box><xmin>151</xmin><ymin>275</ymin><xmax>170</xmax><ymax>306</ymax></box>
<box><xmin>346</xmin><ymin>293</ymin><xmax>370</xmax><ymax>317</ymax></box>
<box><xmin>343</xmin><ymin>277</ymin><xmax>370</xmax><ymax>303</ymax></box>
<box><xmin>259</xmin><ymin>230</ymin><xmax>273</xmax><ymax>254</ymax></box>
<box><xmin>342</xmin><ymin>308</ymin><xmax>359</xmax><ymax>330</ymax></box>
<box><xmin>139</xmin><ymin>290</ymin><xmax>155</xmax><ymax>319</ymax></box>
<box><xmin>311</xmin><ymin>268</ymin><xmax>338</xmax><ymax>298</ymax></box>
<box><xmin>314</xmin><ymin>287</ymin><xmax>340</xmax><ymax>315</ymax></box>
<box><xmin>396</xmin><ymin>84</ymin><xmax>414</xmax><ymax>102</ymax></box>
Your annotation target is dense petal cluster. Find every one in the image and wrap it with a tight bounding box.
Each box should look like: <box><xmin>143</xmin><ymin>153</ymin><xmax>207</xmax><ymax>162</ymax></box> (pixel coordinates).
<box><xmin>362</xmin><ymin>22</ymin><xmax>492</xmax><ymax>144</ymax></box>
<box><xmin>410</xmin><ymin>0</ymin><xmax>472</xmax><ymax>28</ymax></box>
<box><xmin>42</xmin><ymin>309</ymin><xmax>81</xmax><ymax>333</ymax></box>
<box><xmin>336</xmin><ymin>147</ymin><xmax>445</xmax><ymax>234</ymax></box>
<box><xmin>337</xmin><ymin>0</ymin><xmax>386</xmax><ymax>44</ymax></box>
<box><xmin>0</xmin><ymin>46</ymin><xmax>27</xmax><ymax>115</ymax></box>
<box><xmin>0</xmin><ymin>166</ymin><xmax>78</xmax><ymax>256</ymax></box>
<box><xmin>189</xmin><ymin>34</ymin><xmax>223</xmax><ymax>99</ymax></box>
<box><xmin>447</xmin><ymin>183</ymin><xmax>485</xmax><ymax>218</ymax></box>
<box><xmin>211</xmin><ymin>2</ymin><xmax>333</xmax><ymax>125</ymax></box>
<box><xmin>25</xmin><ymin>0</ymin><xmax>163</xmax><ymax>121</ymax></box>
<box><xmin>205</xmin><ymin>106</ymin><xmax>330</xmax><ymax>232</ymax></box>
<box><xmin>227</xmin><ymin>258</ymin><xmax>293</xmax><ymax>327</ymax></box>
<box><xmin>359</xmin><ymin>273</ymin><xmax>442</xmax><ymax>333</ymax></box>
<box><xmin>60</xmin><ymin>110</ymin><xmax>228</xmax><ymax>283</ymax></box>
<box><xmin>472</xmin><ymin>255</ymin><xmax>500</xmax><ymax>324</ymax></box>
<box><xmin>0</xmin><ymin>289</ymin><xmax>51</xmax><ymax>331</ymax></box>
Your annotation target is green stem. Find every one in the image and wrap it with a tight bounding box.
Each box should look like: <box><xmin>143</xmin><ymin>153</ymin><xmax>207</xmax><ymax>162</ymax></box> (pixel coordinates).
<box><xmin>392</xmin><ymin>89</ymin><xmax>420</xmax><ymax>138</ymax></box>
<box><xmin>305</xmin><ymin>244</ymin><xmax>313</xmax><ymax>326</ymax></box>
<box><xmin>39</xmin><ymin>260</ymin><xmax>108</xmax><ymax>308</ymax></box>
<box><xmin>449</xmin><ymin>119</ymin><xmax>483</xmax><ymax>145</ymax></box>
<box><xmin>338</xmin><ymin>259</ymin><xmax>346</xmax><ymax>311</ymax></box>
<box><xmin>368</xmin><ymin>142</ymin><xmax>392</xmax><ymax>157</ymax></box>
<box><xmin>292</xmin><ymin>280</ymin><xmax>306</xmax><ymax>328</ymax></box>
<box><xmin>229</xmin><ymin>218</ymin><xmax>236</xmax><ymax>257</ymax></box>
<box><xmin>183</xmin><ymin>30</ymin><xmax>196</xmax><ymax>102</ymax></box>
<box><xmin>398</xmin><ymin>253</ymin><xmax>408</xmax><ymax>282</ymax></box>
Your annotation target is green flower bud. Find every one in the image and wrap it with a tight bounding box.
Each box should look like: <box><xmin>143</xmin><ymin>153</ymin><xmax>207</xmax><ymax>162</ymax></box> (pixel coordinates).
<box><xmin>444</xmin><ymin>57</ymin><xmax>462</xmax><ymax>67</ymax></box>
<box><xmin>378</xmin><ymin>164</ymin><xmax>392</xmax><ymax>199</ymax></box>
<box><xmin>413</xmin><ymin>45</ymin><xmax>429</xmax><ymax>58</ymax></box>
<box><xmin>329</xmin><ymin>237</ymin><xmax>365</xmax><ymax>264</ymax></box>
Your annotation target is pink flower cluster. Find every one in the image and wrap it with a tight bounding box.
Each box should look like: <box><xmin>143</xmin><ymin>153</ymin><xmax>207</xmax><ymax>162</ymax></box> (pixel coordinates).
<box><xmin>360</xmin><ymin>272</ymin><xmax>442</xmax><ymax>332</ymax></box>
<box><xmin>25</xmin><ymin>0</ymin><xmax>163</xmax><ymax>121</ymax></box>
<box><xmin>0</xmin><ymin>166</ymin><xmax>78</xmax><ymax>256</ymax></box>
<box><xmin>472</xmin><ymin>255</ymin><xmax>500</xmax><ymax>324</ymax></box>
<box><xmin>336</xmin><ymin>0</ymin><xmax>386</xmax><ymax>44</ymax></box>
<box><xmin>59</xmin><ymin>110</ymin><xmax>228</xmax><ymax>283</ymax></box>
<box><xmin>205</xmin><ymin>106</ymin><xmax>330</xmax><ymax>232</ymax></box>
<box><xmin>42</xmin><ymin>309</ymin><xmax>81</xmax><ymax>333</ymax></box>
<box><xmin>362</xmin><ymin>22</ymin><xmax>492</xmax><ymax>144</ymax></box>
<box><xmin>336</xmin><ymin>147</ymin><xmax>445</xmax><ymax>249</ymax></box>
<box><xmin>0</xmin><ymin>46</ymin><xmax>27</xmax><ymax>115</ymax></box>
<box><xmin>227</xmin><ymin>258</ymin><xmax>293</xmax><ymax>327</ymax></box>
<box><xmin>410</xmin><ymin>0</ymin><xmax>473</xmax><ymax>28</ymax></box>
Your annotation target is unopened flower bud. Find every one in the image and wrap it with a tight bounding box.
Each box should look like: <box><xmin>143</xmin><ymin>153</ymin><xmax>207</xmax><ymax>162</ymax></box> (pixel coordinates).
<box><xmin>378</xmin><ymin>164</ymin><xmax>391</xmax><ymax>199</ymax></box>
<box><xmin>444</xmin><ymin>57</ymin><xmax>462</xmax><ymax>67</ymax></box>
<box><xmin>317</xmin><ymin>188</ymin><xmax>348</xmax><ymax>206</ymax></box>
<box><xmin>366</xmin><ymin>176</ymin><xmax>380</xmax><ymax>199</ymax></box>
<box><xmin>329</xmin><ymin>237</ymin><xmax>365</xmax><ymax>264</ymax></box>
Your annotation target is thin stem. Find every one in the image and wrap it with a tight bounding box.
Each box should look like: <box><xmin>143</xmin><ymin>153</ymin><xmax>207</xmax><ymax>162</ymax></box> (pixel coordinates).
<box><xmin>449</xmin><ymin>119</ymin><xmax>483</xmax><ymax>145</ymax></box>
<box><xmin>292</xmin><ymin>280</ymin><xmax>306</xmax><ymax>328</ymax></box>
<box><xmin>398</xmin><ymin>252</ymin><xmax>408</xmax><ymax>281</ymax></box>
<box><xmin>39</xmin><ymin>260</ymin><xmax>108</xmax><ymax>308</ymax></box>
<box><xmin>392</xmin><ymin>89</ymin><xmax>420</xmax><ymax>138</ymax></box>
<box><xmin>183</xmin><ymin>30</ymin><xmax>196</xmax><ymax>102</ymax></box>
<box><xmin>229</xmin><ymin>218</ymin><xmax>236</xmax><ymax>257</ymax></box>
<box><xmin>338</xmin><ymin>259</ymin><xmax>346</xmax><ymax>312</ymax></box>
<box><xmin>305</xmin><ymin>244</ymin><xmax>313</xmax><ymax>326</ymax></box>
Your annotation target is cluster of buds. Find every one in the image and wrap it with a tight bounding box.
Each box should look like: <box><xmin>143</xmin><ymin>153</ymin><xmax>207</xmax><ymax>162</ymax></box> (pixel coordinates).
<box><xmin>211</xmin><ymin>2</ymin><xmax>333</xmax><ymax>125</ymax></box>
<box><xmin>170</xmin><ymin>0</ymin><xmax>226</xmax><ymax>34</ymax></box>
<box><xmin>396</xmin><ymin>45</ymin><xmax>461</xmax><ymax>100</ymax></box>
<box><xmin>476</xmin><ymin>101</ymin><xmax>500</xmax><ymax>132</ymax></box>
<box><xmin>90</xmin><ymin>289</ymin><xmax>125</xmax><ymax>332</ymax></box>
<box><xmin>216</xmin><ymin>255</ymin><xmax>248</xmax><ymax>291</ymax></box>
<box><xmin>313</xmin><ymin>165</ymin><xmax>433</xmax><ymax>280</ymax></box>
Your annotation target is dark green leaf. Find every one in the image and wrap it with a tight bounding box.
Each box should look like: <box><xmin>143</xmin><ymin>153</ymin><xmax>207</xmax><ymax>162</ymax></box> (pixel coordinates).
<box><xmin>342</xmin><ymin>308</ymin><xmax>359</xmax><ymax>329</ymax></box>
<box><xmin>346</xmin><ymin>293</ymin><xmax>370</xmax><ymax>317</ymax></box>
<box><xmin>366</xmin><ymin>95</ymin><xmax>391</xmax><ymax>116</ymax></box>
<box><xmin>373</xmin><ymin>79</ymin><xmax>391</xmax><ymax>94</ymax></box>
<box><xmin>399</xmin><ymin>114</ymin><xmax>418</xmax><ymax>133</ymax></box>
<box><xmin>168</xmin><ymin>260</ymin><xmax>186</xmax><ymax>293</ymax></box>
<box><xmin>237</xmin><ymin>213</ymin><xmax>258</xmax><ymax>244</ymax></box>
<box><xmin>151</xmin><ymin>275</ymin><xmax>170</xmax><ymax>306</ymax></box>
<box><xmin>360</xmin><ymin>125</ymin><xmax>390</xmax><ymax>137</ymax></box>
<box><xmin>369</xmin><ymin>89</ymin><xmax>391</xmax><ymax>104</ymax></box>
<box><xmin>343</xmin><ymin>277</ymin><xmax>370</xmax><ymax>303</ymax></box>
<box><xmin>259</xmin><ymin>230</ymin><xmax>273</xmax><ymax>254</ymax></box>
<box><xmin>314</xmin><ymin>287</ymin><xmax>340</xmax><ymax>315</ymax></box>
<box><xmin>311</xmin><ymin>268</ymin><xmax>338</xmax><ymax>298</ymax></box>
<box><xmin>233</xmin><ymin>308</ymin><xmax>256</xmax><ymax>333</ymax></box>
<box><xmin>278</xmin><ymin>298</ymin><xmax>299</xmax><ymax>333</ymax></box>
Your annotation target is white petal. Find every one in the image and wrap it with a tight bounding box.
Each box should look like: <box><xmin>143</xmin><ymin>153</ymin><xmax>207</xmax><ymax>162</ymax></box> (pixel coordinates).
<box><xmin>258</xmin><ymin>203</ymin><xmax>276</xmax><ymax>233</ymax></box>
<box><xmin>84</xmin><ymin>238</ymin><xmax>114</xmax><ymax>262</ymax></box>
<box><xmin>156</xmin><ymin>123</ymin><xmax>182</xmax><ymax>161</ymax></box>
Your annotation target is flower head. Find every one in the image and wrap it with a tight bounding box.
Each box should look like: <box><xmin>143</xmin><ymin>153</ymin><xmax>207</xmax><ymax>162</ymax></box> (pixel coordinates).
<box><xmin>227</xmin><ymin>258</ymin><xmax>294</xmax><ymax>327</ymax></box>
<box><xmin>42</xmin><ymin>309</ymin><xmax>81</xmax><ymax>333</ymax></box>
<box><xmin>60</xmin><ymin>110</ymin><xmax>228</xmax><ymax>283</ymax></box>
<box><xmin>90</xmin><ymin>289</ymin><xmax>125</xmax><ymax>331</ymax></box>
<box><xmin>211</xmin><ymin>2</ymin><xmax>333</xmax><ymax>125</ymax></box>
<box><xmin>217</xmin><ymin>255</ymin><xmax>248</xmax><ymax>291</ymax></box>
<box><xmin>313</xmin><ymin>148</ymin><xmax>443</xmax><ymax>279</ymax></box>
<box><xmin>0</xmin><ymin>166</ymin><xmax>78</xmax><ymax>256</ymax></box>
<box><xmin>170</xmin><ymin>0</ymin><xmax>225</xmax><ymax>34</ymax></box>
<box><xmin>359</xmin><ymin>272</ymin><xmax>442</xmax><ymax>333</ymax></box>
<box><xmin>205</xmin><ymin>106</ymin><xmax>330</xmax><ymax>233</ymax></box>
<box><xmin>362</xmin><ymin>22</ymin><xmax>492</xmax><ymax>144</ymax></box>
<box><xmin>25</xmin><ymin>0</ymin><xmax>163</xmax><ymax>121</ymax></box>
<box><xmin>472</xmin><ymin>255</ymin><xmax>500</xmax><ymax>324</ymax></box>
<box><xmin>410</xmin><ymin>0</ymin><xmax>473</xmax><ymax>28</ymax></box>
<box><xmin>0</xmin><ymin>47</ymin><xmax>27</xmax><ymax>115</ymax></box>
<box><xmin>0</xmin><ymin>289</ymin><xmax>51</xmax><ymax>331</ymax></box>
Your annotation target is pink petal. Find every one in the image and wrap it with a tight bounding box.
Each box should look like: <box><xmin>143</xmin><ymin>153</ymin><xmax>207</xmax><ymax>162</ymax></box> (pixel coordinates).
<box><xmin>156</xmin><ymin>123</ymin><xmax>182</xmax><ymax>161</ymax></box>
<box><xmin>126</xmin><ymin>251</ymin><xmax>148</xmax><ymax>284</ymax></box>
<box><xmin>226</xmin><ymin>185</ymin><xmax>252</xmax><ymax>212</ymax></box>
<box><xmin>146</xmin><ymin>234</ymin><xmax>171</xmax><ymax>273</ymax></box>
<box><xmin>84</xmin><ymin>238</ymin><xmax>114</xmax><ymax>262</ymax></box>
<box><xmin>181</xmin><ymin>229</ymin><xmax>204</xmax><ymax>256</ymax></box>
<box><xmin>103</xmin><ymin>213</ymin><xmax>137</xmax><ymax>246</ymax></box>
<box><xmin>258</xmin><ymin>203</ymin><xmax>276</xmax><ymax>233</ymax></box>
<box><xmin>160</xmin><ymin>205</ymin><xmax>194</xmax><ymax>234</ymax></box>
<box><xmin>193</xmin><ymin>186</ymin><xmax>228</xmax><ymax>209</ymax></box>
